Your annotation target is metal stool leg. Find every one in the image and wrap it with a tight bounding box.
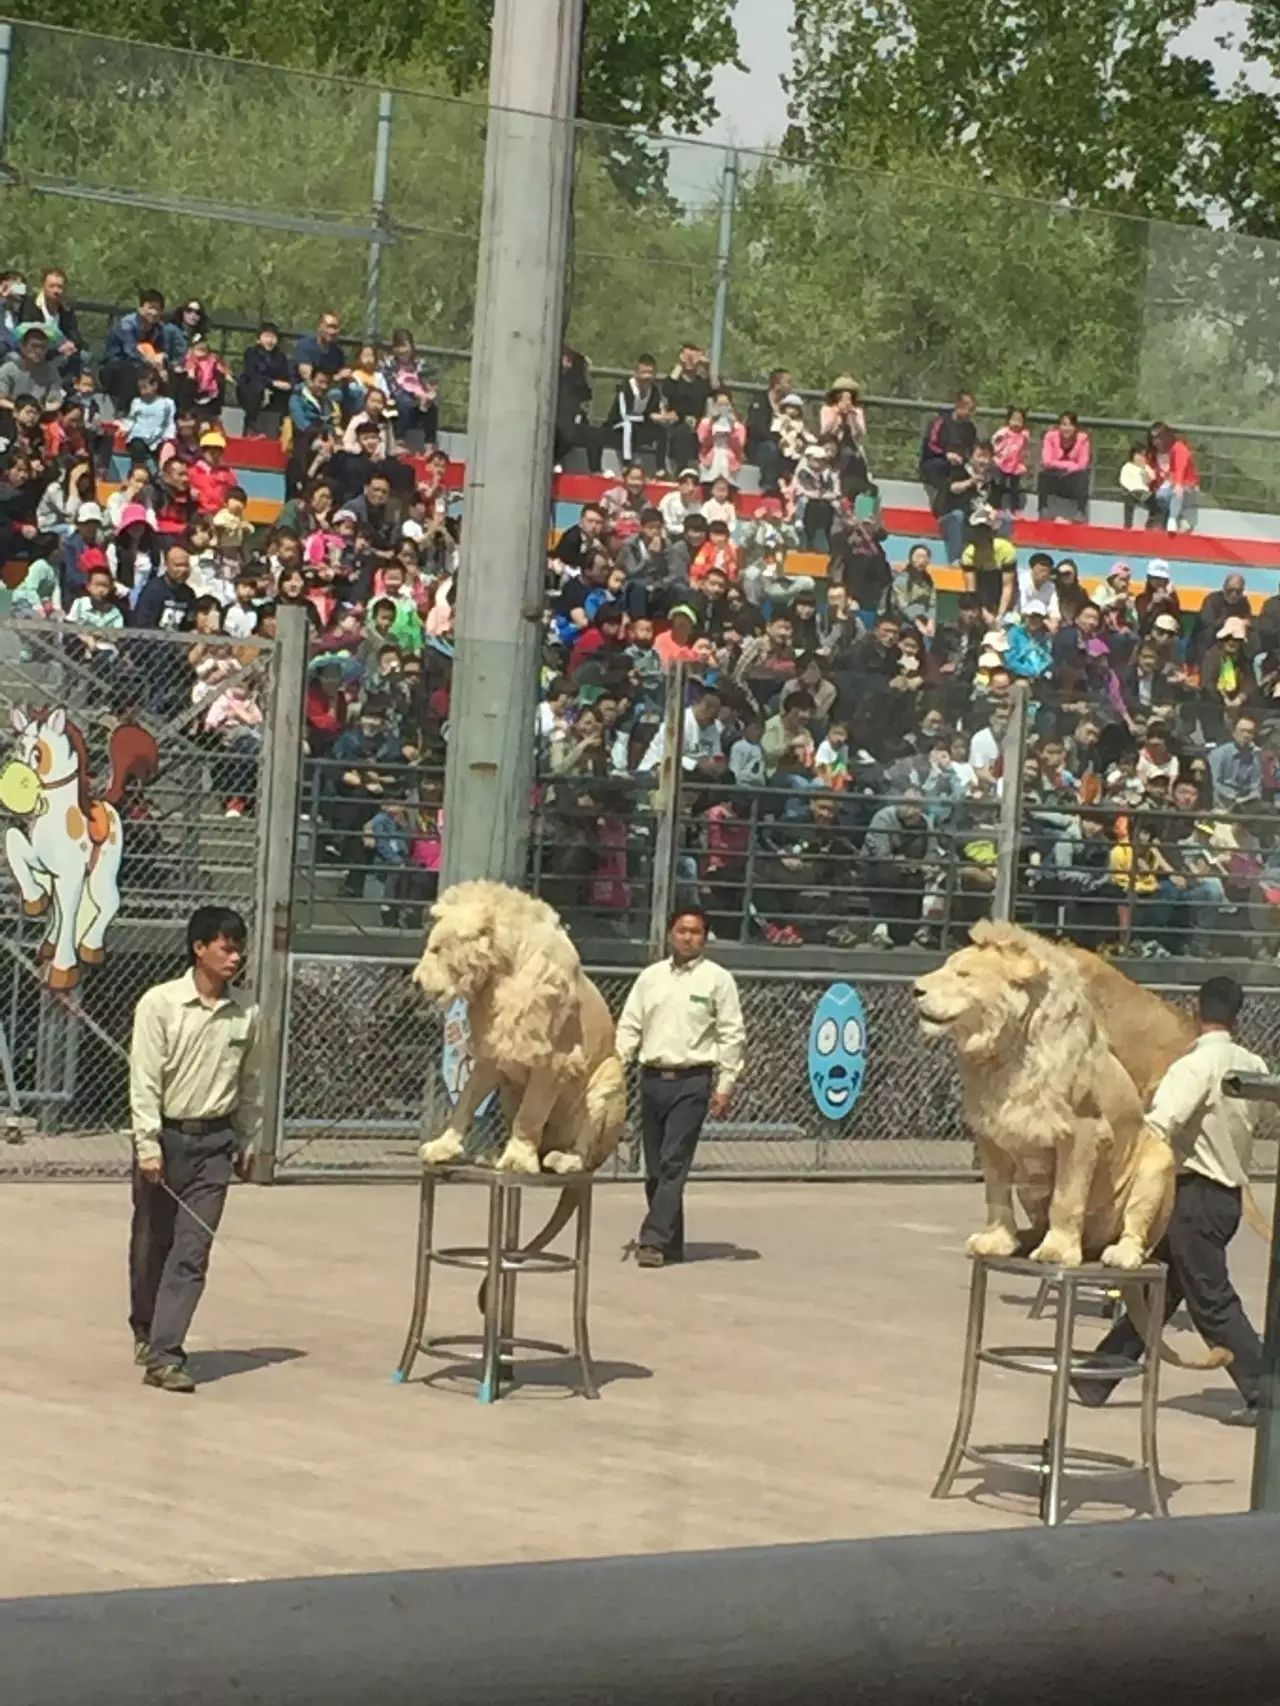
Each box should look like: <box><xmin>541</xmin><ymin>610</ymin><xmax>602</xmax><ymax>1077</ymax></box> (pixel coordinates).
<box><xmin>573</xmin><ymin>1186</ymin><xmax>599</xmax><ymax>1400</ymax></box>
<box><xmin>477</xmin><ymin>1178</ymin><xmax>505</xmax><ymax>1404</ymax></box>
<box><xmin>498</xmin><ymin>1183</ymin><xmax>522</xmax><ymax>1387</ymax></box>
<box><xmin>1138</xmin><ymin>1269</ymin><xmax>1170</xmax><ymax>1518</ymax></box>
<box><xmin>1029</xmin><ymin>1277</ymin><xmax>1054</xmax><ymax>1320</ymax></box>
<box><xmin>392</xmin><ymin>1172</ymin><xmax>436</xmax><ymax>1382</ymax></box>
<box><xmin>933</xmin><ymin>1258</ymin><xmax>989</xmax><ymax>1497</ymax></box>
<box><xmin>1043</xmin><ymin>1275</ymin><xmax>1075</xmax><ymax>1527</ymax></box>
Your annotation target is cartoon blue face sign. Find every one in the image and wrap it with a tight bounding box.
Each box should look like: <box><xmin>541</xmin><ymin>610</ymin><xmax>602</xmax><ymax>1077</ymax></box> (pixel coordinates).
<box><xmin>808</xmin><ymin>983</ymin><xmax>868</xmax><ymax>1121</ymax></box>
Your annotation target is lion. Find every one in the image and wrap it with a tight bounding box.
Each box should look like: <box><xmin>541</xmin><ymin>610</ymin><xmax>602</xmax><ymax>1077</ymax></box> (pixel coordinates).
<box><xmin>915</xmin><ymin>920</ymin><xmax>1179</xmax><ymax>1272</ymax></box>
<box><xmin>914</xmin><ymin>920</ymin><xmax>1233</xmax><ymax>1369</ymax></box>
<box><xmin>412</xmin><ymin>881</ymin><xmax>626</xmax><ymax>1248</ymax></box>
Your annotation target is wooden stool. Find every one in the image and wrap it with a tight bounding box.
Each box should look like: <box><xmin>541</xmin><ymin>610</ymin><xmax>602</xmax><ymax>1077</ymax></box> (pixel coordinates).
<box><xmin>391</xmin><ymin>1164</ymin><xmax>598</xmax><ymax>1402</ymax></box>
<box><xmin>933</xmin><ymin>1253</ymin><xmax>1169</xmax><ymax>1525</ymax></box>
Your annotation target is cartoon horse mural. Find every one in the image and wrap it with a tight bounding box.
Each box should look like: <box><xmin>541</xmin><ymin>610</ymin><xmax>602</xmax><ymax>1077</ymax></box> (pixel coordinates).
<box><xmin>0</xmin><ymin>708</ymin><xmax>160</xmax><ymax>989</ymax></box>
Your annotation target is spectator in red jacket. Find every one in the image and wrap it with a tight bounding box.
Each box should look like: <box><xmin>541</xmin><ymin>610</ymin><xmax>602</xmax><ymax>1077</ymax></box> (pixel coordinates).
<box><xmin>1150</xmin><ymin>421</ymin><xmax>1200</xmax><ymax>534</ymax></box>
<box><xmin>189</xmin><ymin>429</ymin><xmax>238</xmax><ymax>516</ymax></box>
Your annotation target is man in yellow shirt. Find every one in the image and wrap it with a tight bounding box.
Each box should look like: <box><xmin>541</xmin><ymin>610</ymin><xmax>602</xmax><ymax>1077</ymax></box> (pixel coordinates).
<box><xmin>1081</xmin><ymin>976</ymin><xmax>1268</xmax><ymax>1425</ymax></box>
<box><xmin>128</xmin><ymin>906</ymin><xmax>262</xmax><ymax>1393</ymax></box>
<box><xmin>615</xmin><ymin>907</ymin><xmax>745</xmax><ymax>1268</ymax></box>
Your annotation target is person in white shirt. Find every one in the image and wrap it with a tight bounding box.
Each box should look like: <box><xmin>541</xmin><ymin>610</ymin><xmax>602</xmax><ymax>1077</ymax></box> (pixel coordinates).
<box><xmin>615</xmin><ymin>907</ymin><xmax>745</xmax><ymax>1267</ymax></box>
<box><xmin>659</xmin><ymin>468</ymin><xmax>704</xmax><ymax>536</ymax></box>
<box><xmin>1083</xmin><ymin>976</ymin><xmax>1270</xmax><ymax>1424</ymax></box>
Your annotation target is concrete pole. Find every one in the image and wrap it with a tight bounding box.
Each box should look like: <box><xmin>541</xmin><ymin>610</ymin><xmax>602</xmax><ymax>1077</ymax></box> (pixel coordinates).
<box><xmin>708</xmin><ymin>149</ymin><xmax>738</xmax><ymax>384</ymax></box>
<box><xmin>441</xmin><ymin>0</ymin><xmax>583</xmax><ymax>890</ymax></box>
<box><xmin>364</xmin><ymin>90</ymin><xmax>394</xmax><ymax>343</ymax></box>
<box><xmin>248</xmin><ymin>604</ymin><xmax>308</xmax><ymax>1183</ymax></box>
<box><xmin>647</xmin><ymin>664</ymin><xmax>688</xmax><ymax>960</ymax></box>
<box><xmin>991</xmin><ymin>681</ymin><xmax>1029</xmax><ymax>923</ymax></box>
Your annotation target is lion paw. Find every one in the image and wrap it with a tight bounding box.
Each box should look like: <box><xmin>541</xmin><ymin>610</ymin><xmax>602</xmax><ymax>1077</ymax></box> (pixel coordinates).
<box><xmin>966</xmin><ymin>1226</ymin><xmax>1020</xmax><ymax>1259</ymax></box>
<box><xmin>420</xmin><ymin>1129</ymin><xmax>465</xmax><ymax>1166</ymax></box>
<box><xmin>494</xmin><ymin>1140</ymin><xmax>541</xmax><ymax>1175</ymax></box>
<box><xmin>1101</xmin><ymin>1237</ymin><xmax>1145</xmax><ymax>1271</ymax></box>
<box><xmin>542</xmin><ymin>1149</ymin><xmax>585</xmax><ymax>1175</ymax></box>
<box><xmin>1029</xmin><ymin>1233</ymin><xmax>1083</xmax><ymax>1267</ymax></box>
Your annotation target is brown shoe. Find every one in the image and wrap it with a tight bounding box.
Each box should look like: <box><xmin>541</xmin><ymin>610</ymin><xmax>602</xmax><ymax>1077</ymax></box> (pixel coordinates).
<box><xmin>143</xmin><ymin>1363</ymin><xmax>196</xmax><ymax>1394</ymax></box>
<box><xmin>636</xmin><ymin>1246</ymin><xmax>665</xmax><ymax>1268</ymax></box>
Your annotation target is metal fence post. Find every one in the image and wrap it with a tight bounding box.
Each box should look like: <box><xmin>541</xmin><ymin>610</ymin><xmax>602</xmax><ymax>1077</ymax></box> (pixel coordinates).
<box><xmin>647</xmin><ymin>663</ymin><xmax>687</xmax><ymax>959</ymax></box>
<box><xmin>991</xmin><ymin>681</ymin><xmax>1030</xmax><ymax>924</ymax></box>
<box><xmin>364</xmin><ymin>89</ymin><xmax>394</xmax><ymax>343</ymax></box>
<box><xmin>708</xmin><ymin>148</ymin><xmax>738</xmax><ymax>384</ymax></box>
<box><xmin>0</xmin><ymin>23</ymin><xmax>12</xmax><ymax>160</ymax></box>
<box><xmin>249</xmin><ymin>606</ymin><xmax>308</xmax><ymax>1183</ymax></box>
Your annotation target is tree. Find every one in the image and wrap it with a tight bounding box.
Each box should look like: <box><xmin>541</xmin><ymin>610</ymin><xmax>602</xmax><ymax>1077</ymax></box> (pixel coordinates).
<box><xmin>3</xmin><ymin>0</ymin><xmax>741</xmax><ymax>137</ymax></box>
<box><xmin>786</xmin><ymin>0</ymin><xmax>1280</xmax><ymax>235</ymax></box>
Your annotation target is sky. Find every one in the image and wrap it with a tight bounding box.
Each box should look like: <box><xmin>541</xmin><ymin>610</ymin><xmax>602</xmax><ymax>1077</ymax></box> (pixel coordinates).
<box><xmin>703</xmin><ymin>0</ymin><xmax>1273</xmax><ymax>153</ymax></box>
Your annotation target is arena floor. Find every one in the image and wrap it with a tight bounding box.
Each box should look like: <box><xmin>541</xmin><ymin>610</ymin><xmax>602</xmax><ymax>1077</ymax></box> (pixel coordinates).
<box><xmin>0</xmin><ymin>1179</ymin><xmax>1268</xmax><ymax>1597</ymax></box>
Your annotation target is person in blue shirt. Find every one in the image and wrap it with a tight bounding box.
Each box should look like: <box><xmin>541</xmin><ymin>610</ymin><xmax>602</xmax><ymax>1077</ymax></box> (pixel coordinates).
<box><xmin>101</xmin><ymin>289</ymin><xmax>183</xmax><ymax>406</ymax></box>
<box><xmin>1208</xmin><ymin>715</ymin><xmax>1263</xmax><ymax>809</ymax></box>
<box><xmin>362</xmin><ymin>794</ymin><xmax>414</xmax><ymax>928</ymax></box>
<box><xmin>291</xmin><ymin>310</ymin><xmax>354</xmax><ymax>408</ymax></box>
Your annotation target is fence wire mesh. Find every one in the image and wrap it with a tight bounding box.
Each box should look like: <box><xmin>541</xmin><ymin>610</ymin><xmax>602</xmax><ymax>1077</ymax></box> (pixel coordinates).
<box><xmin>0</xmin><ymin>620</ymin><xmax>274</xmax><ymax>1176</ymax></box>
<box><xmin>276</xmin><ymin>957</ymin><xmax>974</xmax><ymax>1179</ymax></box>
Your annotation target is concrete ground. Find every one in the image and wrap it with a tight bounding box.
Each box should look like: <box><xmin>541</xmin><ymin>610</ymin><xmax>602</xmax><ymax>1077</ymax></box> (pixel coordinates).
<box><xmin>0</xmin><ymin>1179</ymin><xmax>1268</xmax><ymax>1598</ymax></box>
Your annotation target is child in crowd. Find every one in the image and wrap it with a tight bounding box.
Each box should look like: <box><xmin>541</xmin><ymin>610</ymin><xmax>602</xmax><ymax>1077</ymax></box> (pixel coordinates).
<box><xmin>121</xmin><ymin>370</ymin><xmax>176</xmax><ymax>462</ymax></box>
<box><xmin>991</xmin><ymin>406</ymin><xmax>1029</xmax><ymax>511</ymax></box>
<box><xmin>729</xmin><ymin>714</ymin><xmax>766</xmax><ymax>786</ymax></box>
<box><xmin>815</xmin><ymin>720</ymin><xmax>851</xmax><ymax>791</ymax></box>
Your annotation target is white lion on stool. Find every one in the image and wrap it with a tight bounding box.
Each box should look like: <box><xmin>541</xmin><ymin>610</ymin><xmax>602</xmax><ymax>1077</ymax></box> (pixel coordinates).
<box><xmin>413</xmin><ymin>880</ymin><xmax>626</xmax><ymax>1180</ymax></box>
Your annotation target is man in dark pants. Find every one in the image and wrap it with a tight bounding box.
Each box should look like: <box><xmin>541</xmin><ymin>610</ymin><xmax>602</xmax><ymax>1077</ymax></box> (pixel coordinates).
<box><xmin>129</xmin><ymin>906</ymin><xmax>262</xmax><ymax>1393</ymax></box>
<box><xmin>615</xmin><ymin>907</ymin><xmax>745</xmax><ymax>1268</ymax></box>
<box><xmin>1079</xmin><ymin>976</ymin><xmax>1269</xmax><ymax>1426</ymax></box>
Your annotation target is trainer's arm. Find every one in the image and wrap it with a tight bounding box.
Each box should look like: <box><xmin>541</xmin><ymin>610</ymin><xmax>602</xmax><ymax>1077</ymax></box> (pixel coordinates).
<box><xmin>614</xmin><ymin>975</ymin><xmax>648</xmax><ymax>1065</ymax></box>
<box><xmin>713</xmin><ymin>970</ymin><xmax>746</xmax><ymax>1099</ymax></box>
<box><xmin>129</xmin><ymin>992</ymin><xmax>166</xmax><ymax>1166</ymax></box>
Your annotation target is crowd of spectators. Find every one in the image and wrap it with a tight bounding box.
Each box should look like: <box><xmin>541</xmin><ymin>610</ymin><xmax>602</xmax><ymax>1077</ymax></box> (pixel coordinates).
<box><xmin>0</xmin><ymin>270</ymin><xmax>1265</xmax><ymax>953</ymax></box>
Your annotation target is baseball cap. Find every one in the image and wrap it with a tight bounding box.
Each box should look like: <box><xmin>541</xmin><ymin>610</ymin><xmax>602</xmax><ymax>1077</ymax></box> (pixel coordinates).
<box><xmin>978</xmin><ymin>648</ymin><xmax>1002</xmax><ymax>669</ymax></box>
<box><xmin>77</xmin><ymin>502</ymin><xmax>103</xmax><ymax>523</ymax></box>
<box><xmin>677</xmin><ymin>466</ymin><xmax>701</xmax><ymax>481</ymax></box>
<box><xmin>1218</xmin><ymin>616</ymin><xmax>1249</xmax><ymax>640</ymax></box>
<box><xmin>1107</xmin><ymin>561</ymin><xmax>1131</xmax><ymax>581</ymax></box>
<box><xmin>79</xmin><ymin>546</ymin><xmax>109</xmax><ymax>571</ymax></box>
<box><xmin>780</xmin><ymin>392</ymin><xmax>805</xmax><ymax>407</ymax></box>
<box><xmin>668</xmin><ymin>604</ymin><xmax>698</xmax><ymax>626</ymax></box>
<box><xmin>1146</xmin><ymin>559</ymin><xmax>1171</xmax><ymax>580</ymax></box>
<box><xmin>1153</xmin><ymin>613</ymin><xmax>1180</xmax><ymax>634</ymax></box>
<box><xmin>200</xmin><ymin>429</ymin><xmax>227</xmax><ymax>449</ymax></box>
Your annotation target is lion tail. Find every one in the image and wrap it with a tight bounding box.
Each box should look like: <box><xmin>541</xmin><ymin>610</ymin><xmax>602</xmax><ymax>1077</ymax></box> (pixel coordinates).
<box><xmin>474</xmin><ymin>1057</ymin><xmax>627</xmax><ymax>1315</ymax></box>
<box><xmin>1127</xmin><ymin>1292</ymin><xmax>1233</xmax><ymax>1371</ymax></box>
<box><xmin>1244</xmin><ymin>1186</ymin><xmax>1273</xmax><ymax>1245</ymax></box>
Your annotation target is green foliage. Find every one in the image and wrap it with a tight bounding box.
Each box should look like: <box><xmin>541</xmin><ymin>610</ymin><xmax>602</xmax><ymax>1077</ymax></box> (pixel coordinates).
<box><xmin>0</xmin><ymin>0</ymin><xmax>742</xmax><ymax>136</ymax></box>
<box><xmin>787</xmin><ymin>0</ymin><xmax>1280</xmax><ymax>235</ymax></box>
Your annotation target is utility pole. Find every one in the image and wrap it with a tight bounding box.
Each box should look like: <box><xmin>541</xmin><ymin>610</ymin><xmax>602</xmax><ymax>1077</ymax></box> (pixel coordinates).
<box><xmin>441</xmin><ymin>0</ymin><xmax>583</xmax><ymax>889</ymax></box>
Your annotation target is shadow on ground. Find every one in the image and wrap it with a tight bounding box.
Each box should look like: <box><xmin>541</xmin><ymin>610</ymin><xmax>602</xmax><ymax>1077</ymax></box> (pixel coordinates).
<box><xmin>185</xmin><ymin>1347</ymin><xmax>307</xmax><ymax>1386</ymax></box>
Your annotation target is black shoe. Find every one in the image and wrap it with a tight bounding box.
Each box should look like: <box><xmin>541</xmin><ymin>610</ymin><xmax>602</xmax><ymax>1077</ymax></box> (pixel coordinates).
<box><xmin>133</xmin><ymin>1336</ymin><xmax>150</xmax><ymax>1367</ymax></box>
<box><xmin>1222</xmin><ymin>1403</ymin><xmax>1259</xmax><ymax>1428</ymax></box>
<box><xmin>143</xmin><ymin>1363</ymin><xmax>196</xmax><ymax>1394</ymax></box>
<box><xmin>636</xmin><ymin>1246</ymin><xmax>665</xmax><ymax>1268</ymax></box>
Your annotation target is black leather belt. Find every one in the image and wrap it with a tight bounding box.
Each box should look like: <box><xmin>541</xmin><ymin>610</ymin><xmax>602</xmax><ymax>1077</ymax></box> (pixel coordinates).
<box><xmin>642</xmin><ymin>1065</ymin><xmax>714</xmax><ymax>1081</ymax></box>
<box><xmin>165</xmin><ymin>1115</ymin><xmax>234</xmax><ymax>1135</ymax></box>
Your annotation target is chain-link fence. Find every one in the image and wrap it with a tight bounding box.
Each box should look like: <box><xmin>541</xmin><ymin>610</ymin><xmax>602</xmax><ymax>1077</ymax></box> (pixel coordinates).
<box><xmin>0</xmin><ymin>618</ymin><xmax>275</xmax><ymax>1175</ymax></box>
<box><xmin>275</xmin><ymin>954</ymin><xmax>1280</xmax><ymax>1181</ymax></box>
<box><xmin>5</xmin><ymin>20</ymin><xmax>1280</xmax><ymax>508</ymax></box>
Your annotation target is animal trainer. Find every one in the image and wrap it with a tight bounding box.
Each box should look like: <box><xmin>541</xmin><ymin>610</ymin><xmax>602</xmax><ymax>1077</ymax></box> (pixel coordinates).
<box><xmin>916</xmin><ymin>921</ymin><xmax>1271</xmax><ymax>1423</ymax></box>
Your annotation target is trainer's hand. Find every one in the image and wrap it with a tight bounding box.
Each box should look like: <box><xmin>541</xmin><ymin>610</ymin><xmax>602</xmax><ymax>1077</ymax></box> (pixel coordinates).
<box><xmin>138</xmin><ymin>1156</ymin><xmax>164</xmax><ymax>1184</ymax></box>
<box><xmin>234</xmin><ymin>1150</ymin><xmax>256</xmax><ymax>1182</ymax></box>
<box><xmin>709</xmin><ymin>1089</ymin><xmax>732</xmax><ymax>1120</ymax></box>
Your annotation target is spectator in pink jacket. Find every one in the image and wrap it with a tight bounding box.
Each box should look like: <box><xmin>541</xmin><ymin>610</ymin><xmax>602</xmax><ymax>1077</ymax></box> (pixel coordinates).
<box><xmin>1037</xmin><ymin>410</ymin><xmax>1092</xmax><ymax>522</ymax></box>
